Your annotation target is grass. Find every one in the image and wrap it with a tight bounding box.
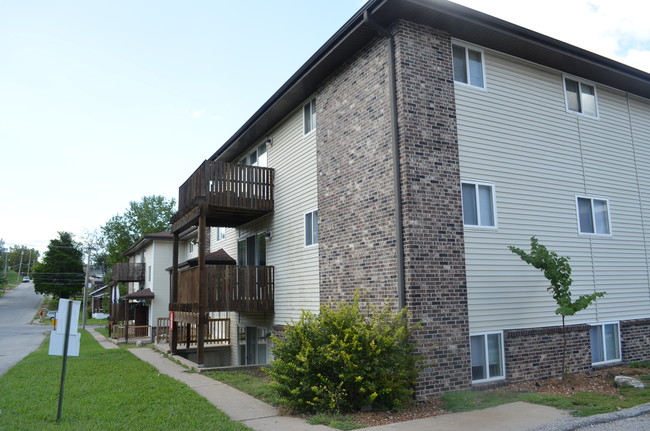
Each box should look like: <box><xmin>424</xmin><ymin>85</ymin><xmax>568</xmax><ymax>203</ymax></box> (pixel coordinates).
<box><xmin>0</xmin><ymin>331</ymin><xmax>252</xmax><ymax>431</ymax></box>
<box><xmin>204</xmin><ymin>369</ymin><xmax>278</xmax><ymax>405</ymax></box>
<box><xmin>442</xmin><ymin>377</ymin><xmax>650</xmax><ymax>418</ymax></box>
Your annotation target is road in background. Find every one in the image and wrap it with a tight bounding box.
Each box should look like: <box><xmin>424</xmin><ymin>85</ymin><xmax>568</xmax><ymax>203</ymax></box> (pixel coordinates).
<box><xmin>0</xmin><ymin>281</ymin><xmax>48</xmax><ymax>376</ymax></box>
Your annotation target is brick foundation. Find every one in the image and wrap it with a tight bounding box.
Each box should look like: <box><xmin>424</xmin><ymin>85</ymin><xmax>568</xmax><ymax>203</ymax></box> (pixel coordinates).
<box><xmin>621</xmin><ymin>318</ymin><xmax>650</xmax><ymax>363</ymax></box>
<box><xmin>504</xmin><ymin>324</ymin><xmax>592</xmax><ymax>382</ymax></box>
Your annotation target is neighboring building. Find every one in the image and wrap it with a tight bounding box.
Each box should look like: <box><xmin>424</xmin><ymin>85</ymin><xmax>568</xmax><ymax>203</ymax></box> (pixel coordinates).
<box><xmin>169</xmin><ymin>0</ymin><xmax>650</xmax><ymax>398</ymax></box>
<box><xmin>111</xmin><ymin>231</ymin><xmax>198</xmax><ymax>340</ymax></box>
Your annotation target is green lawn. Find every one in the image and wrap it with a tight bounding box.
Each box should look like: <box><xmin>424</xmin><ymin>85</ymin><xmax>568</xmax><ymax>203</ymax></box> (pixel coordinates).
<box><xmin>0</xmin><ymin>331</ymin><xmax>251</xmax><ymax>431</ymax></box>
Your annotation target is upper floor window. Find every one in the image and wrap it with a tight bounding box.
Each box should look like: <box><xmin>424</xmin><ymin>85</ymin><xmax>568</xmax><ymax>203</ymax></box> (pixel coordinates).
<box><xmin>305</xmin><ymin>209</ymin><xmax>319</xmax><ymax>247</ymax></box>
<box><xmin>304</xmin><ymin>98</ymin><xmax>316</xmax><ymax>135</ymax></box>
<box><xmin>461</xmin><ymin>182</ymin><xmax>496</xmax><ymax>228</ymax></box>
<box><xmin>590</xmin><ymin>323</ymin><xmax>621</xmax><ymax>364</ymax></box>
<box><xmin>564</xmin><ymin>77</ymin><xmax>597</xmax><ymax>117</ymax></box>
<box><xmin>577</xmin><ymin>196</ymin><xmax>610</xmax><ymax>235</ymax></box>
<box><xmin>216</xmin><ymin>227</ymin><xmax>226</xmax><ymax>241</ymax></box>
<box><xmin>240</xmin><ymin>142</ymin><xmax>267</xmax><ymax>168</ymax></box>
<box><xmin>470</xmin><ymin>332</ymin><xmax>505</xmax><ymax>382</ymax></box>
<box><xmin>452</xmin><ymin>43</ymin><xmax>485</xmax><ymax>88</ymax></box>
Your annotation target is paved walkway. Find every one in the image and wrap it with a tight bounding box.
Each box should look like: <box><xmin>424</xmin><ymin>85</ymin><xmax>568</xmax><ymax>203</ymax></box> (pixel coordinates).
<box><xmin>85</xmin><ymin>328</ymin><xmax>649</xmax><ymax>431</ymax></box>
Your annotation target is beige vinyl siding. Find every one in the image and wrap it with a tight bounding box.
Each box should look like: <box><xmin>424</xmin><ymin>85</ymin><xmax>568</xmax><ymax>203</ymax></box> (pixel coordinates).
<box><xmin>211</xmin><ymin>105</ymin><xmax>319</xmax><ymax>329</ymax></box>
<box><xmin>150</xmin><ymin>241</ymin><xmax>172</xmax><ymax>323</ymax></box>
<box><xmin>456</xmin><ymin>47</ymin><xmax>650</xmax><ymax>333</ymax></box>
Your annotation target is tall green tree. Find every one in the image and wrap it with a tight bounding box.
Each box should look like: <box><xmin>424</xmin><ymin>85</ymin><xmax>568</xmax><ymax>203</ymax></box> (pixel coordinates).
<box><xmin>100</xmin><ymin>195</ymin><xmax>176</xmax><ymax>269</ymax></box>
<box><xmin>5</xmin><ymin>245</ymin><xmax>40</xmax><ymax>275</ymax></box>
<box><xmin>509</xmin><ymin>236</ymin><xmax>605</xmax><ymax>377</ymax></box>
<box><xmin>32</xmin><ymin>232</ymin><xmax>84</xmax><ymax>299</ymax></box>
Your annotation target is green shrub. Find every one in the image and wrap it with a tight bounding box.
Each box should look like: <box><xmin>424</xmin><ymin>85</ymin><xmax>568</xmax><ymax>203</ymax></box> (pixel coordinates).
<box><xmin>267</xmin><ymin>294</ymin><xmax>421</xmax><ymax>414</ymax></box>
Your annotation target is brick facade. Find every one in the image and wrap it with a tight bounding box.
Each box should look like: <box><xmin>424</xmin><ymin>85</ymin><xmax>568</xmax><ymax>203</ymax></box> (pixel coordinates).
<box><xmin>621</xmin><ymin>318</ymin><xmax>650</xmax><ymax>363</ymax></box>
<box><xmin>393</xmin><ymin>21</ymin><xmax>471</xmax><ymax>397</ymax></box>
<box><xmin>318</xmin><ymin>20</ymin><xmax>470</xmax><ymax>399</ymax></box>
<box><xmin>317</xmin><ymin>35</ymin><xmax>399</xmax><ymax>307</ymax></box>
<box><xmin>504</xmin><ymin>324</ymin><xmax>592</xmax><ymax>382</ymax></box>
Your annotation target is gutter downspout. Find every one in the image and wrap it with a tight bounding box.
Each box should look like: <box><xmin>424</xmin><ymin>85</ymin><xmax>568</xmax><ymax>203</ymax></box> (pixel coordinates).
<box><xmin>363</xmin><ymin>11</ymin><xmax>406</xmax><ymax>310</ymax></box>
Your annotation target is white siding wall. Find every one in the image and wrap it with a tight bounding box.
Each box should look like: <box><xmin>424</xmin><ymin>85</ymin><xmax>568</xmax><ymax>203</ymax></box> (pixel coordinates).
<box><xmin>211</xmin><ymin>106</ymin><xmax>320</xmax><ymax>330</ymax></box>
<box><xmin>149</xmin><ymin>241</ymin><xmax>172</xmax><ymax>324</ymax></box>
<box><xmin>456</xmin><ymin>47</ymin><xmax>650</xmax><ymax>333</ymax></box>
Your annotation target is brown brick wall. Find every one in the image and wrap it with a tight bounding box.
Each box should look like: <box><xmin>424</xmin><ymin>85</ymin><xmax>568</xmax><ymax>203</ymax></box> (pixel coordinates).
<box><xmin>393</xmin><ymin>21</ymin><xmax>471</xmax><ymax>397</ymax></box>
<box><xmin>317</xmin><ymin>35</ymin><xmax>400</xmax><ymax>307</ymax></box>
<box><xmin>504</xmin><ymin>324</ymin><xmax>592</xmax><ymax>382</ymax></box>
<box><xmin>317</xmin><ymin>19</ymin><xmax>470</xmax><ymax>399</ymax></box>
<box><xmin>621</xmin><ymin>318</ymin><xmax>650</xmax><ymax>363</ymax></box>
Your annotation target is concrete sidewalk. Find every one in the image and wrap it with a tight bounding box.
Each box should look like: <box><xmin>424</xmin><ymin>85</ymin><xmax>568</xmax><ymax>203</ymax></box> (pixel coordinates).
<box><xmin>85</xmin><ymin>327</ymin><xmax>583</xmax><ymax>431</ymax></box>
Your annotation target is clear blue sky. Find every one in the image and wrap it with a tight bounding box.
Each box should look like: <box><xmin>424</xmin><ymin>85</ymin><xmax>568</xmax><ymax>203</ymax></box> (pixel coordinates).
<box><xmin>1</xmin><ymin>0</ymin><xmax>648</xmax><ymax>255</ymax></box>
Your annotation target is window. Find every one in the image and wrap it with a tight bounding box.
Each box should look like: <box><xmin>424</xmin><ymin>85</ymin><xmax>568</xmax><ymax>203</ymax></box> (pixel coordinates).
<box><xmin>303</xmin><ymin>98</ymin><xmax>316</xmax><ymax>134</ymax></box>
<box><xmin>240</xmin><ymin>142</ymin><xmax>268</xmax><ymax>168</ymax></box>
<box><xmin>188</xmin><ymin>241</ymin><xmax>194</xmax><ymax>254</ymax></box>
<box><xmin>577</xmin><ymin>196</ymin><xmax>610</xmax><ymax>235</ymax></box>
<box><xmin>239</xmin><ymin>326</ymin><xmax>270</xmax><ymax>365</ymax></box>
<box><xmin>590</xmin><ymin>323</ymin><xmax>621</xmax><ymax>364</ymax></box>
<box><xmin>305</xmin><ymin>209</ymin><xmax>319</xmax><ymax>246</ymax></box>
<box><xmin>148</xmin><ymin>265</ymin><xmax>152</xmax><ymax>282</ymax></box>
<box><xmin>470</xmin><ymin>332</ymin><xmax>505</xmax><ymax>382</ymax></box>
<box><xmin>452</xmin><ymin>43</ymin><xmax>485</xmax><ymax>88</ymax></box>
<box><xmin>564</xmin><ymin>77</ymin><xmax>597</xmax><ymax>116</ymax></box>
<box><xmin>216</xmin><ymin>227</ymin><xmax>226</xmax><ymax>241</ymax></box>
<box><xmin>461</xmin><ymin>182</ymin><xmax>496</xmax><ymax>227</ymax></box>
<box><xmin>237</xmin><ymin>234</ymin><xmax>266</xmax><ymax>266</ymax></box>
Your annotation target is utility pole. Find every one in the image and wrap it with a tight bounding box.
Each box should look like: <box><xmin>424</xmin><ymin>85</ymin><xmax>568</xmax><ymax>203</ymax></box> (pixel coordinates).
<box><xmin>81</xmin><ymin>247</ymin><xmax>91</xmax><ymax>329</ymax></box>
<box><xmin>2</xmin><ymin>248</ymin><xmax>7</xmax><ymax>278</ymax></box>
<box><xmin>26</xmin><ymin>251</ymin><xmax>32</xmax><ymax>277</ymax></box>
<box><xmin>18</xmin><ymin>250</ymin><xmax>24</xmax><ymax>276</ymax></box>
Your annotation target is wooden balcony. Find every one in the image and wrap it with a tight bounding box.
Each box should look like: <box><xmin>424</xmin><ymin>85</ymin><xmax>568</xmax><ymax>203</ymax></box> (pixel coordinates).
<box><xmin>112</xmin><ymin>263</ymin><xmax>145</xmax><ymax>282</ymax></box>
<box><xmin>170</xmin><ymin>265</ymin><xmax>274</xmax><ymax>313</ymax></box>
<box><xmin>171</xmin><ymin>160</ymin><xmax>274</xmax><ymax>232</ymax></box>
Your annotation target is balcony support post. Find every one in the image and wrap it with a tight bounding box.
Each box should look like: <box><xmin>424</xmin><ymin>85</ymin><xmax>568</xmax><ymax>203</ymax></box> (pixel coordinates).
<box><xmin>170</xmin><ymin>232</ymin><xmax>179</xmax><ymax>355</ymax></box>
<box><xmin>197</xmin><ymin>200</ymin><xmax>207</xmax><ymax>367</ymax></box>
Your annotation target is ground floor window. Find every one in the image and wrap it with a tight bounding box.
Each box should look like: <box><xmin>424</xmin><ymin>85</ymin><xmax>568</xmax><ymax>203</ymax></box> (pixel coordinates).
<box><xmin>590</xmin><ymin>323</ymin><xmax>621</xmax><ymax>364</ymax></box>
<box><xmin>470</xmin><ymin>332</ymin><xmax>505</xmax><ymax>382</ymax></box>
<box><xmin>238</xmin><ymin>326</ymin><xmax>270</xmax><ymax>365</ymax></box>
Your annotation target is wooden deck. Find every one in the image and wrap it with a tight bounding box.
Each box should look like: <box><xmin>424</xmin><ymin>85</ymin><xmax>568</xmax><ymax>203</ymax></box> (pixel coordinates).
<box><xmin>171</xmin><ymin>160</ymin><xmax>274</xmax><ymax>232</ymax></box>
<box><xmin>112</xmin><ymin>262</ymin><xmax>145</xmax><ymax>282</ymax></box>
<box><xmin>170</xmin><ymin>265</ymin><xmax>274</xmax><ymax>313</ymax></box>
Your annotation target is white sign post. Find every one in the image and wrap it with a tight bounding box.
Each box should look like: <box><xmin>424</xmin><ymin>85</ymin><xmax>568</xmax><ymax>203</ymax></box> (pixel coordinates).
<box><xmin>48</xmin><ymin>299</ymin><xmax>81</xmax><ymax>423</ymax></box>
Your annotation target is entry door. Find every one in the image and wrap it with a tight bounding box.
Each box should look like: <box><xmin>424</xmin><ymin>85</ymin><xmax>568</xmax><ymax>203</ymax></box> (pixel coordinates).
<box><xmin>237</xmin><ymin>235</ymin><xmax>266</xmax><ymax>266</ymax></box>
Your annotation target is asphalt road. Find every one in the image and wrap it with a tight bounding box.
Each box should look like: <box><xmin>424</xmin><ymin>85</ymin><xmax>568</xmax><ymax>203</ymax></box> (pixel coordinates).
<box><xmin>0</xmin><ymin>281</ymin><xmax>49</xmax><ymax>376</ymax></box>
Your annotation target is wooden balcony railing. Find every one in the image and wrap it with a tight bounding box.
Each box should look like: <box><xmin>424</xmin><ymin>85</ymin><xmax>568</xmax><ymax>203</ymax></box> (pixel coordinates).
<box><xmin>172</xmin><ymin>265</ymin><xmax>274</xmax><ymax>313</ymax></box>
<box><xmin>111</xmin><ymin>324</ymin><xmax>149</xmax><ymax>340</ymax></box>
<box><xmin>112</xmin><ymin>263</ymin><xmax>145</xmax><ymax>282</ymax></box>
<box><xmin>156</xmin><ymin>317</ymin><xmax>230</xmax><ymax>345</ymax></box>
<box><xmin>172</xmin><ymin>160</ymin><xmax>274</xmax><ymax>229</ymax></box>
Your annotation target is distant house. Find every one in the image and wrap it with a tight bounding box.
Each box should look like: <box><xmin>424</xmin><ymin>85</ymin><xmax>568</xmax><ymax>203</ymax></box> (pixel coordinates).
<box><xmin>167</xmin><ymin>0</ymin><xmax>650</xmax><ymax>398</ymax></box>
<box><xmin>110</xmin><ymin>231</ymin><xmax>197</xmax><ymax>341</ymax></box>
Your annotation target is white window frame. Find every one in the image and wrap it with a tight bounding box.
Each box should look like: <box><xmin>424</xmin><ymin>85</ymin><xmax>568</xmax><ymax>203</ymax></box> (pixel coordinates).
<box><xmin>576</xmin><ymin>195</ymin><xmax>612</xmax><ymax>236</ymax></box>
<box><xmin>239</xmin><ymin>142</ymin><xmax>268</xmax><ymax>168</ymax></box>
<box><xmin>590</xmin><ymin>322</ymin><xmax>621</xmax><ymax>365</ymax></box>
<box><xmin>303</xmin><ymin>98</ymin><xmax>316</xmax><ymax>135</ymax></box>
<box><xmin>470</xmin><ymin>331</ymin><xmax>506</xmax><ymax>383</ymax></box>
<box><xmin>216</xmin><ymin>227</ymin><xmax>226</xmax><ymax>241</ymax></box>
<box><xmin>461</xmin><ymin>181</ymin><xmax>497</xmax><ymax>229</ymax></box>
<box><xmin>304</xmin><ymin>209</ymin><xmax>319</xmax><ymax>247</ymax></box>
<box><xmin>451</xmin><ymin>41</ymin><xmax>487</xmax><ymax>90</ymax></box>
<box><xmin>563</xmin><ymin>75</ymin><xmax>598</xmax><ymax>118</ymax></box>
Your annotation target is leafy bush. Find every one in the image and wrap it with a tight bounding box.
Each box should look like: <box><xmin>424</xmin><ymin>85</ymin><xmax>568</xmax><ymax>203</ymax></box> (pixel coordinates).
<box><xmin>267</xmin><ymin>294</ymin><xmax>421</xmax><ymax>413</ymax></box>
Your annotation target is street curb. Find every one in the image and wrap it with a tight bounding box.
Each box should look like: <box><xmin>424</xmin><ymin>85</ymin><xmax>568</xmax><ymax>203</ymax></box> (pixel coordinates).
<box><xmin>530</xmin><ymin>402</ymin><xmax>650</xmax><ymax>431</ymax></box>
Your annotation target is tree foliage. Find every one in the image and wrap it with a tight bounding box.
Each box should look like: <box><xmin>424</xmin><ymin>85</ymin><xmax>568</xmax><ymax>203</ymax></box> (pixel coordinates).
<box><xmin>32</xmin><ymin>232</ymin><xmax>84</xmax><ymax>298</ymax></box>
<box><xmin>2</xmin><ymin>243</ymin><xmax>40</xmax><ymax>276</ymax></box>
<box><xmin>267</xmin><ymin>294</ymin><xmax>421</xmax><ymax>414</ymax></box>
<box><xmin>100</xmin><ymin>195</ymin><xmax>176</xmax><ymax>268</ymax></box>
